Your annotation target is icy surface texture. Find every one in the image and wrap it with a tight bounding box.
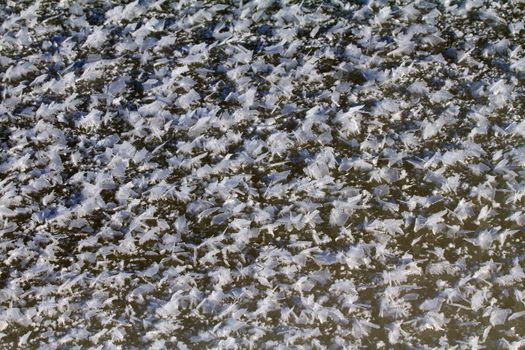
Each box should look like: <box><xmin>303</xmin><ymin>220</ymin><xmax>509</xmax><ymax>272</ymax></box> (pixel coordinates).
<box><xmin>1</xmin><ymin>0</ymin><xmax>525</xmax><ymax>349</ymax></box>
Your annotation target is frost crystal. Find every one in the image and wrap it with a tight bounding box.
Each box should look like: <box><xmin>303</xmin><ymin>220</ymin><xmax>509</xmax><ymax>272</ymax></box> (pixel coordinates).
<box><xmin>0</xmin><ymin>0</ymin><xmax>524</xmax><ymax>349</ymax></box>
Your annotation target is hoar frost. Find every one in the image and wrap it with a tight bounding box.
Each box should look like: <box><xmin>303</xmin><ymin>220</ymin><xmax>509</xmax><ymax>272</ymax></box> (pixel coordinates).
<box><xmin>0</xmin><ymin>0</ymin><xmax>525</xmax><ymax>349</ymax></box>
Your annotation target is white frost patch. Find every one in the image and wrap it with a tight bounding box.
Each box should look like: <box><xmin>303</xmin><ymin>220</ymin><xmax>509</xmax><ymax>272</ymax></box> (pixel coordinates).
<box><xmin>0</xmin><ymin>1</ymin><xmax>524</xmax><ymax>349</ymax></box>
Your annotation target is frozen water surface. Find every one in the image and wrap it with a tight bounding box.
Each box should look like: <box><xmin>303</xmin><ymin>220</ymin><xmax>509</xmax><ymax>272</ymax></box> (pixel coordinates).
<box><xmin>1</xmin><ymin>0</ymin><xmax>525</xmax><ymax>349</ymax></box>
